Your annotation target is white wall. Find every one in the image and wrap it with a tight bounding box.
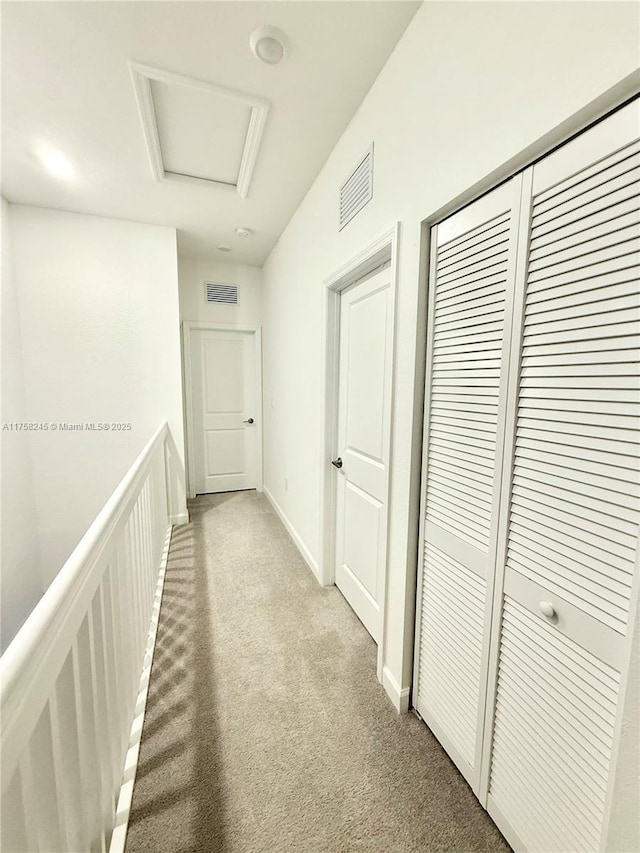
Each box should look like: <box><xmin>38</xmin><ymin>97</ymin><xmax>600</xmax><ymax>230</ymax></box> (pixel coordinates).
<box><xmin>261</xmin><ymin>0</ymin><xmax>640</xmax><ymax>697</ymax></box>
<box><xmin>9</xmin><ymin>205</ymin><xmax>186</xmax><ymax>587</ymax></box>
<box><xmin>178</xmin><ymin>256</ymin><xmax>262</xmax><ymax>326</ymax></box>
<box><xmin>0</xmin><ymin>199</ymin><xmax>43</xmax><ymax>651</ymax></box>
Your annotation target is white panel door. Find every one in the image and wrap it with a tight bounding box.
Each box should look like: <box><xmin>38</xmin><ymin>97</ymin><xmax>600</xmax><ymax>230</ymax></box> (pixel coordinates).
<box><xmin>334</xmin><ymin>266</ymin><xmax>393</xmax><ymax>643</ymax></box>
<box><xmin>413</xmin><ymin>179</ymin><xmax>521</xmax><ymax>792</ymax></box>
<box><xmin>190</xmin><ymin>329</ymin><xmax>257</xmax><ymax>494</ymax></box>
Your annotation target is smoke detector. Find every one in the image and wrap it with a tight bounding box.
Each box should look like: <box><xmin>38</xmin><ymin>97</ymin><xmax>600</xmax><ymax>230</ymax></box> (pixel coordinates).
<box><xmin>249</xmin><ymin>26</ymin><xmax>288</xmax><ymax>65</ymax></box>
<box><xmin>236</xmin><ymin>227</ymin><xmax>253</xmax><ymax>238</ymax></box>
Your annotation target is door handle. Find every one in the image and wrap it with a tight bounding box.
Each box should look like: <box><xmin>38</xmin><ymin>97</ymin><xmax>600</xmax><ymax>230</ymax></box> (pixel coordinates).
<box><xmin>331</xmin><ymin>457</ymin><xmax>343</xmax><ymax>469</ymax></box>
<box><xmin>243</xmin><ymin>418</ymin><xmax>254</xmax><ymax>424</ymax></box>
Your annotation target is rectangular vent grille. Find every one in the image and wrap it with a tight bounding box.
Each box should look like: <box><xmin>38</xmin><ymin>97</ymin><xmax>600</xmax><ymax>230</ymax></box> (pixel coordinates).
<box><xmin>339</xmin><ymin>144</ymin><xmax>373</xmax><ymax>231</ymax></box>
<box><xmin>205</xmin><ymin>282</ymin><xmax>238</xmax><ymax>305</ymax></box>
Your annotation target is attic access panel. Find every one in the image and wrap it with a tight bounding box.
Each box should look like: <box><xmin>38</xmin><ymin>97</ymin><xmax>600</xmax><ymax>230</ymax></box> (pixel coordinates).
<box><xmin>130</xmin><ymin>62</ymin><xmax>269</xmax><ymax>198</ymax></box>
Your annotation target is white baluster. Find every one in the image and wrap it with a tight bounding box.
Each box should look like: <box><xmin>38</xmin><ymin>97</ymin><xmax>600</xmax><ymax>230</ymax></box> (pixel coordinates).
<box><xmin>1</xmin><ymin>766</ymin><xmax>31</xmax><ymax>852</ymax></box>
<box><xmin>50</xmin><ymin>656</ymin><xmax>84</xmax><ymax>850</ymax></box>
<box><xmin>73</xmin><ymin>621</ymin><xmax>106</xmax><ymax>852</ymax></box>
<box><xmin>88</xmin><ymin>602</ymin><xmax>115</xmax><ymax>835</ymax></box>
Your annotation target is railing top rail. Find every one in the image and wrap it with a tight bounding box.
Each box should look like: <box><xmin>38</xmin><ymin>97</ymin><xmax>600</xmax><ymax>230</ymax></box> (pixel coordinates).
<box><xmin>0</xmin><ymin>421</ymin><xmax>169</xmax><ymax>706</ymax></box>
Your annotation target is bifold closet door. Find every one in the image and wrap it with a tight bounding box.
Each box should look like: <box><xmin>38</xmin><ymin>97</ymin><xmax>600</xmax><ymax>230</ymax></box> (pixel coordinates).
<box><xmin>483</xmin><ymin>100</ymin><xmax>640</xmax><ymax>852</ymax></box>
<box><xmin>413</xmin><ymin>180</ymin><xmax>520</xmax><ymax>791</ymax></box>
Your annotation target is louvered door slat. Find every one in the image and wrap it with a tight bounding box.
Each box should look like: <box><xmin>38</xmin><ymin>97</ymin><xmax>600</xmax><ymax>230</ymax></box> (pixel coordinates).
<box><xmin>436</xmin><ymin>291</ymin><xmax>506</xmax><ymax>317</ymax></box>
<box><xmin>532</xmin><ymin>164</ymin><xmax>640</xmax><ymax>224</ymax></box>
<box><xmin>511</xmin><ymin>493</ymin><xmax>636</xmax><ymax>554</ymax></box>
<box><xmin>530</xmin><ymin>206</ymin><xmax>639</xmax><ymax>258</ymax></box>
<box><xmin>512</xmin><ymin>471</ymin><xmax>638</xmax><ymax>528</ymax></box>
<box><xmin>533</xmin><ymin>143</ymin><xmax>640</xmax><ymax>209</ymax></box>
<box><xmin>527</xmin><ymin>262</ymin><xmax>640</xmax><ymax>300</ymax></box>
<box><xmin>437</xmin><ymin>213</ymin><xmax>510</xmax><ymax>257</ymax></box>
<box><xmin>515</xmin><ymin>443</ymin><xmax>639</xmax><ymax>482</ymax></box>
<box><xmin>527</xmin><ymin>283</ymin><xmax>638</xmax><ymax>318</ymax></box>
<box><xmin>512</xmin><ymin>485</ymin><xmax>637</xmax><ymax>546</ymax></box>
<box><xmin>436</xmin><ymin>272</ymin><xmax>508</xmax><ymax>304</ymax></box>
<box><xmin>527</xmin><ymin>236</ymin><xmax>640</xmax><ymax>282</ymax></box>
<box><xmin>511</xmin><ymin>516</ymin><xmax>633</xmax><ymax>582</ymax></box>
<box><xmin>505</xmin><ymin>171</ymin><xmax>640</xmax><ymax>629</ymax></box>
<box><xmin>437</xmin><ymin>242</ymin><xmax>509</xmax><ymax>274</ymax></box>
<box><xmin>507</xmin><ymin>538</ymin><xmax>630</xmax><ymax>609</ymax></box>
<box><xmin>488</xmin><ymin>599</ymin><xmax>620</xmax><ymax>853</ymax></box>
<box><xmin>417</xmin><ymin>543</ymin><xmax>486</xmax><ymax>767</ymax></box>
<box><xmin>534</xmin><ymin>139</ymin><xmax>640</xmax><ymax>206</ymax></box>
<box><xmin>495</xmin><ymin>659</ymin><xmax>616</xmax><ymax>764</ymax></box>
<box><xmin>492</xmin><ymin>728</ymin><xmax>604</xmax><ymax>836</ymax></box>
<box><xmin>494</xmin><ymin>705</ymin><xmax>610</xmax><ymax>812</ymax></box>
<box><xmin>529</xmin><ymin>220</ymin><xmax>640</xmax><ymax>266</ymax></box>
<box><xmin>520</xmin><ymin>359</ymin><xmax>638</xmax><ymax>377</ymax></box>
<box><xmin>531</xmin><ymin>181</ymin><xmax>638</xmax><ymax>237</ymax></box>
<box><xmin>526</xmin><ymin>292</ymin><xmax>639</xmax><ymax>325</ymax></box>
<box><xmin>425</xmin><ymin>200</ymin><xmax>508</xmax><ymax>548</ymax></box>
<box><xmin>430</xmin><ymin>443</ymin><xmax>494</xmax><ymax>466</ymax></box>
<box><xmin>531</xmin><ymin>196</ymin><xmax>639</xmax><ymax>254</ymax></box>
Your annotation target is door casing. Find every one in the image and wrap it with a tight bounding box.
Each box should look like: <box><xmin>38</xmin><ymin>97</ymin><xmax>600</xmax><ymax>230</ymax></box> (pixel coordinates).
<box><xmin>320</xmin><ymin>224</ymin><xmax>400</xmax><ymax>684</ymax></box>
<box><xmin>182</xmin><ymin>321</ymin><xmax>263</xmax><ymax>500</ymax></box>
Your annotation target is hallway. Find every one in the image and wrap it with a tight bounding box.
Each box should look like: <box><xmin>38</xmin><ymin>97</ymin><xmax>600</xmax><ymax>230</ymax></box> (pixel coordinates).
<box><xmin>125</xmin><ymin>492</ymin><xmax>508</xmax><ymax>853</ymax></box>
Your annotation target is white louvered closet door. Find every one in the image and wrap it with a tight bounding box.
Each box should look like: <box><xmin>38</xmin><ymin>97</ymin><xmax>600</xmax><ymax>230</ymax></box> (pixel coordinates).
<box><xmin>413</xmin><ymin>180</ymin><xmax>521</xmax><ymax>791</ymax></box>
<box><xmin>483</xmin><ymin>100</ymin><xmax>640</xmax><ymax>852</ymax></box>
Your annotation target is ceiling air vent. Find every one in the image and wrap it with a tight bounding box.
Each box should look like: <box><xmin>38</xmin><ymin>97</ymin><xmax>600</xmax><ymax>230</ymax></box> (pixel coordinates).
<box><xmin>205</xmin><ymin>282</ymin><xmax>238</xmax><ymax>305</ymax></box>
<box><xmin>339</xmin><ymin>144</ymin><xmax>373</xmax><ymax>231</ymax></box>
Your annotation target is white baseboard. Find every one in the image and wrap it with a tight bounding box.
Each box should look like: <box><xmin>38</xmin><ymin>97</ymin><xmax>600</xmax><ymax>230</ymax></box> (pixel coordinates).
<box><xmin>169</xmin><ymin>511</ymin><xmax>189</xmax><ymax>526</ymax></box>
<box><xmin>382</xmin><ymin>665</ymin><xmax>411</xmax><ymax>714</ymax></box>
<box><xmin>263</xmin><ymin>485</ymin><xmax>321</xmax><ymax>583</ymax></box>
<box><xmin>109</xmin><ymin>525</ymin><xmax>172</xmax><ymax>853</ymax></box>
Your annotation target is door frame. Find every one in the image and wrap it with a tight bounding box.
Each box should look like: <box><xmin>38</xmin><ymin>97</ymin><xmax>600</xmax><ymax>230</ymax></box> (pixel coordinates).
<box><xmin>182</xmin><ymin>321</ymin><xmax>263</xmax><ymax>500</ymax></box>
<box><xmin>319</xmin><ymin>223</ymin><xmax>400</xmax><ymax>680</ymax></box>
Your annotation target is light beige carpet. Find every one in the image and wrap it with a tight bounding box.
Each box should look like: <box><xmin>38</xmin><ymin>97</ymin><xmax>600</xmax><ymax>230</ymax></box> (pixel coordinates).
<box><xmin>125</xmin><ymin>491</ymin><xmax>510</xmax><ymax>853</ymax></box>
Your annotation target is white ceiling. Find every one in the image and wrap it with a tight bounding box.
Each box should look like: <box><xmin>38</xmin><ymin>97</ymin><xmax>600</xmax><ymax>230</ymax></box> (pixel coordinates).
<box><xmin>2</xmin><ymin>1</ymin><xmax>420</xmax><ymax>265</ymax></box>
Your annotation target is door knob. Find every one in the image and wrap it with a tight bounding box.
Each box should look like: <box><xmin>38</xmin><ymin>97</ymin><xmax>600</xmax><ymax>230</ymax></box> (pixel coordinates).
<box><xmin>243</xmin><ymin>418</ymin><xmax>254</xmax><ymax>424</ymax></box>
<box><xmin>331</xmin><ymin>457</ymin><xmax>343</xmax><ymax>469</ymax></box>
<box><xmin>539</xmin><ymin>600</ymin><xmax>556</xmax><ymax>619</ymax></box>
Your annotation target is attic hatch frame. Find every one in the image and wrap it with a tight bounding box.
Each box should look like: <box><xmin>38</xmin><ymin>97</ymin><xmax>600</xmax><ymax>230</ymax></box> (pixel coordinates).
<box><xmin>130</xmin><ymin>61</ymin><xmax>269</xmax><ymax>198</ymax></box>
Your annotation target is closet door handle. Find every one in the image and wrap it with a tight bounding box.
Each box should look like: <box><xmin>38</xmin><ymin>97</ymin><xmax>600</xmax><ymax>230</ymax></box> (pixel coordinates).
<box><xmin>539</xmin><ymin>600</ymin><xmax>556</xmax><ymax>619</ymax></box>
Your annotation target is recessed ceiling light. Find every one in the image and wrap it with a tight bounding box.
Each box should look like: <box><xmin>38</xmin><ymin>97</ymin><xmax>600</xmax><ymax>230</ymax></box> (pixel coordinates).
<box><xmin>235</xmin><ymin>227</ymin><xmax>253</xmax><ymax>238</ymax></box>
<box><xmin>36</xmin><ymin>144</ymin><xmax>76</xmax><ymax>180</ymax></box>
<box><xmin>217</xmin><ymin>245</ymin><xmax>232</xmax><ymax>253</ymax></box>
<box><xmin>249</xmin><ymin>26</ymin><xmax>288</xmax><ymax>65</ymax></box>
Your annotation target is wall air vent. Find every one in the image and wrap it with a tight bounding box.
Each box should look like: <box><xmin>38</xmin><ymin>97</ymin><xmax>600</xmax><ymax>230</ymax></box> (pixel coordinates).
<box><xmin>339</xmin><ymin>143</ymin><xmax>374</xmax><ymax>231</ymax></box>
<box><xmin>205</xmin><ymin>282</ymin><xmax>239</xmax><ymax>305</ymax></box>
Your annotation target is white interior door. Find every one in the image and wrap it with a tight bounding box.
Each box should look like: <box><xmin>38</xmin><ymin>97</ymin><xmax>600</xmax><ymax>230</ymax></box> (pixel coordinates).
<box><xmin>483</xmin><ymin>98</ymin><xmax>640</xmax><ymax>853</ymax></box>
<box><xmin>334</xmin><ymin>265</ymin><xmax>393</xmax><ymax>643</ymax></box>
<box><xmin>413</xmin><ymin>179</ymin><xmax>521</xmax><ymax>792</ymax></box>
<box><xmin>190</xmin><ymin>328</ymin><xmax>257</xmax><ymax>494</ymax></box>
